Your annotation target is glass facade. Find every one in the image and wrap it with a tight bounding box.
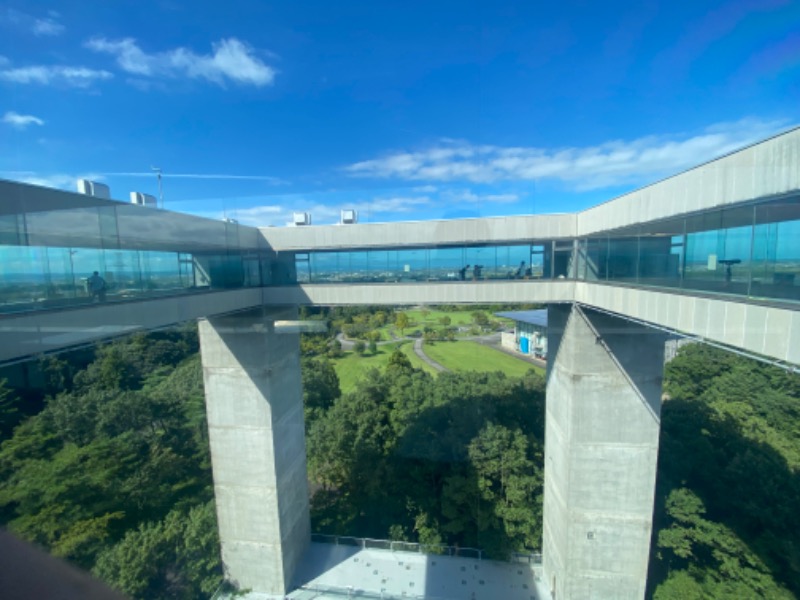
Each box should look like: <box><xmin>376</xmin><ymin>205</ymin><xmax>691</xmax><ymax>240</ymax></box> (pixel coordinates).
<box><xmin>295</xmin><ymin>244</ymin><xmax>546</xmax><ymax>283</ymax></box>
<box><xmin>575</xmin><ymin>197</ymin><xmax>800</xmax><ymax>303</ymax></box>
<box><xmin>0</xmin><ymin>193</ymin><xmax>270</xmax><ymax>314</ymax></box>
<box><xmin>294</xmin><ymin>196</ymin><xmax>800</xmax><ymax>305</ymax></box>
<box><xmin>2</xmin><ymin>181</ymin><xmax>798</xmax><ymax>314</ymax></box>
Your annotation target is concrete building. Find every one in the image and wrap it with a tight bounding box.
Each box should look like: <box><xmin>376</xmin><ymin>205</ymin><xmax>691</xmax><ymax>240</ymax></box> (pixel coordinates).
<box><xmin>1</xmin><ymin>127</ymin><xmax>800</xmax><ymax>599</ymax></box>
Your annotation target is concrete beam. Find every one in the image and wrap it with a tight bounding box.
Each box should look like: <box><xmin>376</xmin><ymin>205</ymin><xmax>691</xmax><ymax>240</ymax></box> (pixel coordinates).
<box><xmin>262</xmin><ymin>280</ymin><xmax>576</xmax><ymax>306</ymax></box>
<box><xmin>199</xmin><ymin>306</ymin><xmax>310</xmax><ymax>595</ymax></box>
<box><xmin>543</xmin><ymin>304</ymin><xmax>666</xmax><ymax>600</ymax></box>
<box><xmin>0</xmin><ymin>288</ymin><xmax>263</xmax><ymax>365</ymax></box>
<box><xmin>575</xmin><ymin>282</ymin><xmax>800</xmax><ymax>366</ymax></box>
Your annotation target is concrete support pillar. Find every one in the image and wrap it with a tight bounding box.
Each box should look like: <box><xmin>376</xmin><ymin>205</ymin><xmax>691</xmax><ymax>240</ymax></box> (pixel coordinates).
<box><xmin>199</xmin><ymin>306</ymin><xmax>310</xmax><ymax>595</ymax></box>
<box><xmin>543</xmin><ymin>304</ymin><xmax>666</xmax><ymax>599</ymax></box>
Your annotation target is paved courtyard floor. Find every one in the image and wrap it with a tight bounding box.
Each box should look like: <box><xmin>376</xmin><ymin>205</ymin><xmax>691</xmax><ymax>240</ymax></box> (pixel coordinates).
<box><xmin>231</xmin><ymin>542</ymin><xmax>551</xmax><ymax>600</ymax></box>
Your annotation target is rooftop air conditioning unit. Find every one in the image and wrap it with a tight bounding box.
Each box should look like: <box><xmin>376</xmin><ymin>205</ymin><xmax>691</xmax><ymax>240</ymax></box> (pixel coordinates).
<box><xmin>293</xmin><ymin>212</ymin><xmax>311</xmax><ymax>226</ymax></box>
<box><xmin>341</xmin><ymin>209</ymin><xmax>358</xmax><ymax>224</ymax></box>
<box><xmin>130</xmin><ymin>192</ymin><xmax>157</xmax><ymax>208</ymax></box>
<box><xmin>77</xmin><ymin>179</ymin><xmax>111</xmax><ymax>199</ymax></box>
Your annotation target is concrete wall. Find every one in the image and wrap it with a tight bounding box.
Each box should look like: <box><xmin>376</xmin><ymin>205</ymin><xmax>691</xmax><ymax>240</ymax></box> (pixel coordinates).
<box><xmin>198</xmin><ymin>306</ymin><xmax>310</xmax><ymax>594</ymax></box>
<box><xmin>261</xmin><ymin>280</ymin><xmax>577</xmax><ymax>306</ymax></box>
<box><xmin>260</xmin><ymin>281</ymin><xmax>800</xmax><ymax>366</ymax></box>
<box><xmin>543</xmin><ymin>305</ymin><xmax>666</xmax><ymax>600</ymax></box>
<box><xmin>577</xmin><ymin>127</ymin><xmax>800</xmax><ymax>236</ymax></box>
<box><xmin>0</xmin><ymin>288</ymin><xmax>263</xmax><ymax>364</ymax></box>
<box><xmin>260</xmin><ymin>213</ymin><xmax>577</xmax><ymax>251</ymax></box>
<box><xmin>575</xmin><ymin>282</ymin><xmax>800</xmax><ymax>366</ymax></box>
<box><xmin>3</xmin><ymin>280</ymin><xmax>796</xmax><ymax>368</ymax></box>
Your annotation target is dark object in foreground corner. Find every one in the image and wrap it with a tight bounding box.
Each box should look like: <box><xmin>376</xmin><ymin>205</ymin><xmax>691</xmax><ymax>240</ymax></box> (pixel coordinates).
<box><xmin>0</xmin><ymin>529</ymin><xmax>127</xmax><ymax>600</ymax></box>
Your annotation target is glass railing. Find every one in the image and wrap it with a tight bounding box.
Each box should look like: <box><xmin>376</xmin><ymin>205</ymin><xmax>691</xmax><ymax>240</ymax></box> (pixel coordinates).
<box><xmin>292</xmin><ymin>196</ymin><xmax>799</xmax><ymax>305</ymax></box>
<box><xmin>576</xmin><ymin>196</ymin><xmax>800</xmax><ymax>304</ymax></box>
<box><xmin>295</xmin><ymin>243</ymin><xmax>561</xmax><ymax>284</ymax></box>
<box><xmin>0</xmin><ymin>245</ymin><xmax>268</xmax><ymax>314</ymax></box>
<box><xmin>0</xmin><ymin>179</ymin><xmax>271</xmax><ymax>314</ymax></box>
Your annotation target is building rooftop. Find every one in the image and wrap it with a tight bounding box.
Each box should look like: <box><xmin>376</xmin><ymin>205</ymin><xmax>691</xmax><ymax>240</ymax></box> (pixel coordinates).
<box><xmin>226</xmin><ymin>542</ymin><xmax>549</xmax><ymax>600</ymax></box>
<box><xmin>495</xmin><ymin>309</ymin><xmax>548</xmax><ymax>328</ymax></box>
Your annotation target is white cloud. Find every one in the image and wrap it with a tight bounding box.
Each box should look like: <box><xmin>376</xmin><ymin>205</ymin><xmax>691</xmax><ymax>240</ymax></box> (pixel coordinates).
<box><xmin>86</xmin><ymin>37</ymin><xmax>276</xmax><ymax>87</ymax></box>
<box><xmin>2</xmin><ymin>111</ymin><xmax>45</xmax><ymax>129</ymax></box>
<box><xmin>345</xmin><ymin>118</ymin><xmax>791</xmax><ymax>190</ymax></box>
<box><xmin>32</xmin><ymin>17</ymin><xmax>64</xmax><ymax>36</ymax></box>
<box><xmin>445</xmin><ymin>189</ymin><xmax>520</xmax><ymax>204</ymax></box>
<box><xmin>2</xmin><ymin>9</ymin><xmax>64</xmax><ymax>36</ymax></box>
<box><xmin>227</xmin><ymin>195</ymin><xmax>432</xmax><ymax>227</ymax></box>
<box><xmin>0</xmin><ymin>65</ymin><xmax>112</xmax><ymax>87</ymax></box>
<box><xmin>100</xmin><ymin>171</ymin><xmax>286</xmax><ymax>186</ymax></box>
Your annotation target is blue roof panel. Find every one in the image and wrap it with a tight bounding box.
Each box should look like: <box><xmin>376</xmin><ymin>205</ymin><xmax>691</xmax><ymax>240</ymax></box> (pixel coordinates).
<box><xmin>494</xmin><ymin>309</ymin><xmax>548</xmax><ymax>327</ymax></box>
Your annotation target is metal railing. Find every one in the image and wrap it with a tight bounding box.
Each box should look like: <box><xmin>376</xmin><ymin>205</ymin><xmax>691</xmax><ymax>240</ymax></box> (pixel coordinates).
<box><xmin>311</xmin><ymin>533</ymin><xmax>483</xmax><ymax>559</ymax></box>
<box><xmin>311</xmin><ymin>533</ymin><xmax>543</xmax><ymax>564</ymax></box>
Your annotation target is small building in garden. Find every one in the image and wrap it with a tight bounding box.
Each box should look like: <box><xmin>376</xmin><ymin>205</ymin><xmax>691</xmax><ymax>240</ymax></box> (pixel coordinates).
<box><xmin>495</xmin><ymin>309</ymin><xmax>548</xmax><ymax>359</ymax></box>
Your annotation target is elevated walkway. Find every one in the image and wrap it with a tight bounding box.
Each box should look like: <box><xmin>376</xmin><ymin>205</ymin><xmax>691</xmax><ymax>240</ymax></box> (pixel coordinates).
<box><xmin>2</xmin><ymin>127</ymin><xmax>800</xmax><ymax>600</ymax></box>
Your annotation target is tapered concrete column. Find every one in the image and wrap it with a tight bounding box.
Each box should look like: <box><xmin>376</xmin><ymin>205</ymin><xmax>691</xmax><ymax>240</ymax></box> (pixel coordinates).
<box><xmin>543</xmin><ymin>304</ymin><xmax>666</xmax><ymax>600</ymax></box>
<box><xmin>199</xmin><ymin>306</ymin><xmax>310</xmax><ymax>595</ymax></box>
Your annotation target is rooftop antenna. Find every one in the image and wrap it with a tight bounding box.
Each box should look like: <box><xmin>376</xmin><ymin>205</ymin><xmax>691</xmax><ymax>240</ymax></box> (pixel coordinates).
<box><xmin>151</xmin><ymin>166</ymin><xmax>163</xmax><ymax>209</ymax></box>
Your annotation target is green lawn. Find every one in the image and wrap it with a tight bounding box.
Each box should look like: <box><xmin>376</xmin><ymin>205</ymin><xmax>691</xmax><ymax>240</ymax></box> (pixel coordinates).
<box><xmin>402</xmin><ymin>308</ymin><xmax>476</xmax><ymax>327</ymax></box>
<box><xmin>332</xmin><ymin>341</ymin><xmax>436</xmax><ymax>394</ymax></box>
<box><xmin>423</xmin><ymin>340</ymin><xmax>543</xmax><ymax>377</ymax></box>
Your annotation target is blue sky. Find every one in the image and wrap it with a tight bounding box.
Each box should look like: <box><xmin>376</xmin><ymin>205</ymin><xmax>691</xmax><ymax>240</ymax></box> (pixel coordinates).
<box><xmin>1</xmin><ymin>0</ymin><xmax>799</xmax><ymax>226</ymax></box>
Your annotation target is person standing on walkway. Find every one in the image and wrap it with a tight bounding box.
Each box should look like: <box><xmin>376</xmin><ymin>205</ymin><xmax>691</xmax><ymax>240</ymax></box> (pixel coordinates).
<box><xmin>87</xmin><ymin>271</ymin><xmax>107</xmax><ymax>302</ymax></box>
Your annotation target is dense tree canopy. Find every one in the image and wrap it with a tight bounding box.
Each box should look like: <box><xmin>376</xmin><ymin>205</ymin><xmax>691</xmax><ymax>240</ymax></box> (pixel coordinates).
<box><xmin>0</xmin><ymin>328</ymin><xmax>220</xmax><ymax>599</ymax></box>
<box><xmin>649</xmin><ymin>344</ymin><xmax>800</xmax><ymax>599</ymax></box>
<box><xmin>307</xmin><ymin>349</ymin><xmax>546</xmax><ymax>558</ymax></box>
<box><xmin>2</xmin><ymin>310</ymin><xmax>799</xmax><ymax>598</ymax></box>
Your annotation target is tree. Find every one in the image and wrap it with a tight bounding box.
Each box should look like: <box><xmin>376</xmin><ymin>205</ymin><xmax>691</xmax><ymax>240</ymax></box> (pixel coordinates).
<box><xmin>395</xmin><ymin>313</ymin><xmax>410</xmax><ymax>335</ymax></box>
<box><xmin>368</xmin><ymin>340</ymin><xmax>378</xmax><ymax>355</ymax></box>
<box><xmin>92</xmin><ymin>502</ymin><xmax>221</xmax><ymax>599</ymax></box>
<box><xmin>354</xmin><ymin>341</ymin><xmax>366</xmax><ymax>355</ymax></box>
<box><xmin>439</xmin><ymin>316</ymin><xmax>451</xmax><ymax>327</ymax></box>
<box><xmin>0</xmin><ymin>329</ymin><xmax>218</xmax><ymax>597</ymax></box>
<box><xmin>471</xmin><ymin>311</ymin><xmax>489</xmax><ymax>328</ymax></box>
<box><xmin>302</xmin><ymin>358</ymin><xmax>341</xmax><ymax>423</ymax></box>
<box><xmin>328</xmin><ymin>339</ymin><xmax>343</xmax><ymax>358</ymax></box>
<box><xmin>0</xmin><ymin>378</ymin><xmax>20</xmax><ymax>437</ymax></box>
<box><xmin>371</xmin><ymin>311</ymin><xmax>388</xmax><ymax>328</ymax></box>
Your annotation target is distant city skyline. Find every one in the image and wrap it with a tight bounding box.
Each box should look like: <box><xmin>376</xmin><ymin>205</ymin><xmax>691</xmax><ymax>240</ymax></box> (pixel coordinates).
<box><xmin>2</xmin><ymin>1</ymin><xmax>799</xmax><ymax>225</ymax></box>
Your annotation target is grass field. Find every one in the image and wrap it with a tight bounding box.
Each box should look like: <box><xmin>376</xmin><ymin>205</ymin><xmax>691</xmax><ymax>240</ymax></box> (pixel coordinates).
<box><xmin>332</xmin><ymin>341</ymin><xmax>436</xmax><ymax>394</ymax></box>
<box><xmin>423</xmin><ymin>340</ymin><xmax>543</xmax><ymax>377</ymax></box>
<box><xmin>371</xmin><ymin>308</ymin><xmax>513</xmax><ymax>339</ymax></box>
<box><xmin>403</xmin><ymin>308</ymin><xmax>476</xmax><ymax>327</ymax></box>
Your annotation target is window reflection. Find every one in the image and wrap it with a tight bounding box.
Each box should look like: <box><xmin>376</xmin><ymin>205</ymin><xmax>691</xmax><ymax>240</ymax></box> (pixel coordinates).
<box><xmin>291</xmin><ymin>196</ymin><xmax>799</xmax><ymax>306</ymax></box>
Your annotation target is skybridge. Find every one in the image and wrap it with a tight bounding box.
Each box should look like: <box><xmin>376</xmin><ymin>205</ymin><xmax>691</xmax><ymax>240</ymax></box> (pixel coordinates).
<box><xmin>1</xmin><ymin>127</ymin><xmax>799</xmax><ymax>599</ymax></box>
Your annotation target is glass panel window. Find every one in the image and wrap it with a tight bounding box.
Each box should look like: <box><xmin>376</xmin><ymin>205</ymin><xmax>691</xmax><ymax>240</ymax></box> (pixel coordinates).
<box><xmin>752</xmin><ymin>200</ymin><xmax>800</xmax><ymax>302</ymax></box>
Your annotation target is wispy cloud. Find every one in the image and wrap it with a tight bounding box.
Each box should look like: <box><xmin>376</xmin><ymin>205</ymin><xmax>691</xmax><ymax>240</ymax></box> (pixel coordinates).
<box><xmin>32</xmin><ymin>16</ymin><xmax>64</xmax><ymax>36</ymax></box>
<box><xmin>102</xmin><ymin>171</ymin><xmax>285</xmax><ymax>185</ymax></box>
<box><xmin>2</xmin><ymin>8</ymin><xmax>64</xmax><ymax>36</ymax></box>
<box><xmin>2</xmin><ymin>111</ymin><xmax>44</xmax><ymax>129</ymax></box>
<box><xmin>227</xmin><ymin>195</ymin><xmax>432</xmax><ymax>227</ymax></box>
<box><xmin>1</xmin><ymin>171</ymin><xmax>102</xmax><ymax>190</ymax></box>
<box><xmin>444</xmin><ymin>189</ymin><xmax>520</xmax><ymax>204</ymax></box>
<box><xmin>345</xmin><ymin>118</ymin><xmax>792</xmax><ymax>190</ymax></box>
<box><xmin>85</xmin><ymin>37</ymin><xmax>276</xmax><ymax>87</ymax></box>
<box><xmin>0</xmin><ymin>64</ymin><xmax>112</xmax><ymax>87</ymax></box>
